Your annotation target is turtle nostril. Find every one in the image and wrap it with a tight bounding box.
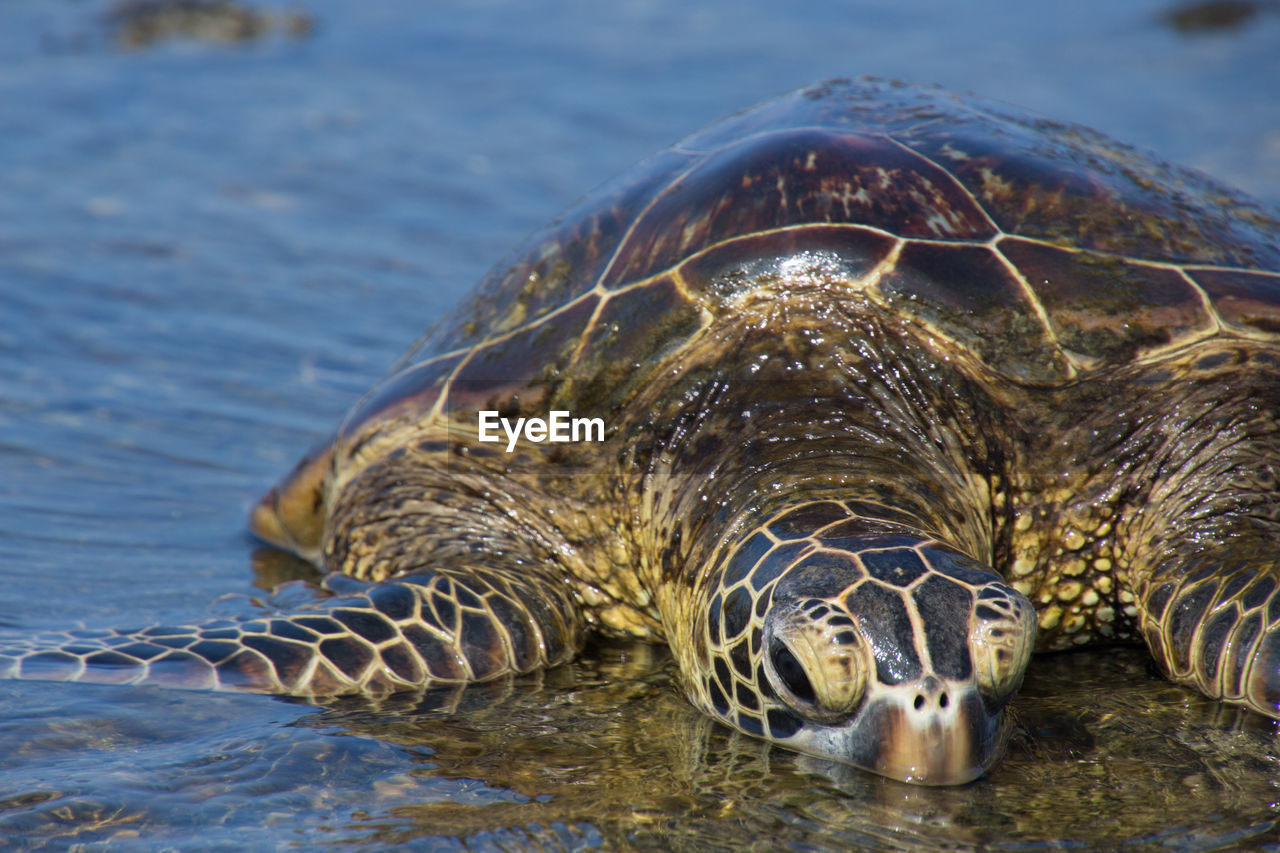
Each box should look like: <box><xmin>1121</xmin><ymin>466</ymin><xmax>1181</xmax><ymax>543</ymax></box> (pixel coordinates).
<box><xmin>912</xmin><ymin>692</ymin><xmax>950</xmax><ymax>711</ymax></box>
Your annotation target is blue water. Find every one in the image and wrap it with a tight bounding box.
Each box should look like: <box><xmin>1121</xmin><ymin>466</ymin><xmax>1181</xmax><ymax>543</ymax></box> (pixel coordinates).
<box><xmin>1</xmin><ymin>0</ymin><xmax>1278</xmax><ymax>849</ymax></box>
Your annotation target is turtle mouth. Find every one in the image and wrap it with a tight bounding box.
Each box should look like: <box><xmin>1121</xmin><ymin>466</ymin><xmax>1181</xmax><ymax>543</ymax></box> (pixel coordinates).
<box><xmin>869</xmin><ymin>684</ymin><xmax>1009</xmax><ymax>784</ymax></box>
<box><xmin>794</xmin><ymin>680</ymin><xmax>1010</xmax><ymax>785</ymax></box>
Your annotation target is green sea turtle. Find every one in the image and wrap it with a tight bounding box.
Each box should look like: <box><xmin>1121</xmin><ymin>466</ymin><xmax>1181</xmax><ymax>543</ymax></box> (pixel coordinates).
<box><xmin>5</xmin><ymin>78</ymin><xmax>1280</xmax><ymax>785</ymax></box>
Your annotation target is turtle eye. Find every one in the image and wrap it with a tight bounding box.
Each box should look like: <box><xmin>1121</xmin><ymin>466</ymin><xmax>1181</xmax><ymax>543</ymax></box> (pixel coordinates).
<box><xmin>764</xmin><ymin>630</ymin><xmax>866</xmax><ymax>722</ymax></box>
<box><xmin>763</xmin><ymin>599</ymin><xmax>869</xmax><ymax>722</ymax></box>
<box><xmin>970</xmin><ymin>586</ymin><xmax>1037</xmax><ymax>705</ymax></box>
<box><xmin>770</xmin><ymin>639</ymin><xmax>817</xmax><ymax>704</ymax></box>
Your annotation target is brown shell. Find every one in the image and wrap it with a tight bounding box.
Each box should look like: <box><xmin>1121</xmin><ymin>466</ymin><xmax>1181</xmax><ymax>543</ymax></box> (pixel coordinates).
<box><xmin>347</xmin><ymin>77</ymin><xmax>1280</xmax><ymax>434</ymax></box>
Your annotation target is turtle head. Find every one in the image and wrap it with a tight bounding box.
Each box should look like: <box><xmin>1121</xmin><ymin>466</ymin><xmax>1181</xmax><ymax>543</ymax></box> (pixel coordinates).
<box><xmin>689</xmin><ymin>511</ymin><xmax>1036</xmax><ymax>784</ymax></box>
<box><xmin>250</xmin><ymin>437</ymin><xmax>333</xmax><ymax>563</ymax></box>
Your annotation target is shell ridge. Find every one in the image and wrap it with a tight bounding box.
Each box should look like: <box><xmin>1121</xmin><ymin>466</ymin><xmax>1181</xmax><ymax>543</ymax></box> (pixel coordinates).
<box><xmin>879</xmin><ymin>132</ymin><xmax>1004</xmax><ymax>237</ymax></box>
<box><xmin>589</xmin><ymin>142</ymin><xmax>732</xmax><ymax>295</ymax></box>
<box><xmin>988</xmin><ymin>237</ymin><xmax>1072</xmax><ymax>368</ymax></box>
<box><xmin>1173</xmin><ymin>267</ymin><xmax>1226</xmax><ymax>338</ymax></box>
<box><xmin>429</xmin><ymin>345</ymin><xmax>478</xmax><ymax>421</ymax></box>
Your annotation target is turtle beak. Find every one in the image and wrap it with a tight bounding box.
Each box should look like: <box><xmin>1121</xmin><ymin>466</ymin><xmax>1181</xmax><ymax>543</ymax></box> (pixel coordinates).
<box><xmin>861</xmin><ymin>679</ymin><xmax>1008</xmax><ymax>785</ymax></box>
<box><xmin>780</xmin><ymin>672</ymin><xmax>1011</xmax><ymax>785</ymax></box>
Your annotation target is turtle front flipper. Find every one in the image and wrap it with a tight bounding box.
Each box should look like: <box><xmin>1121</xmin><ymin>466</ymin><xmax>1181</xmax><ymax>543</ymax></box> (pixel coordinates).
<box><xmin>1120</xmin><ymin>379</ymin><xmax>1280</xmax><ymax>720</ymax></box>
<box><xmin>0</xmin><ymin>566</ymin><xmax>584</xmax><ymax>695</ymax></box>
<box><xmin>667</xmin><ymin>501</ymin><xmax>1037</xmax><ymax>785</ymax></box>
<box><xmin>1137</xmin><ymin>521</ymin><xmax>1280</xmax><ymax>720</ymax></box>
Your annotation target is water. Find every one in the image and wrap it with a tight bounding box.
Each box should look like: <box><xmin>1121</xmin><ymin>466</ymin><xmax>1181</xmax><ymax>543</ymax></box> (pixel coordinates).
<box><xmin>1</xmin><ymin>0</ymin><xmax>1278</xmax><ymax>849</ymax></box>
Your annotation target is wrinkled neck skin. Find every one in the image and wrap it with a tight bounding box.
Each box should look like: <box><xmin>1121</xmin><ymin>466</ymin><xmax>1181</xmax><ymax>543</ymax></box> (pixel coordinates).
<box><xmin>627</xmin><ymin>296</ymin><xmax>1035</xmax><ymax>784</ymax></box>
<box><xmin>632</xmin><ymin>296</ymin><xmax>996</xmax><ymax>604</ymax></box>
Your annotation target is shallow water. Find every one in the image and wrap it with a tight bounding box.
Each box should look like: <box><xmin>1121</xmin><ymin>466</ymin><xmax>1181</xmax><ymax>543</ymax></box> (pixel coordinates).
<box><xmin>1</xmin><ymin>0</ymin><xmax>1279</xmax><ymax>849</ymax></box>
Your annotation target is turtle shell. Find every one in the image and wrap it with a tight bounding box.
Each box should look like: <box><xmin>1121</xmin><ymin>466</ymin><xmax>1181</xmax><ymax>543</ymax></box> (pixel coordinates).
<box><xmin>344</xmin><ymin>77</ymin><xmax>1280</xmax><ymax>441</ymax></box>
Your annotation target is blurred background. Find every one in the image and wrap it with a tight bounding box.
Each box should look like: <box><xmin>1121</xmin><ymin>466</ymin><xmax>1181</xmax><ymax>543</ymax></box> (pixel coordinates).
<box><xmin>0</xmin><ymin>1</ymin><xmax>1277</xmax><ymax>849</ymax></box>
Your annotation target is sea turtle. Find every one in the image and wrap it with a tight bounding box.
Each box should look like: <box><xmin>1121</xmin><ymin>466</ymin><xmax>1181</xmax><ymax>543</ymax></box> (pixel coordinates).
<box><xmin>5</xmin><ymin>78</ymin><xmax>1280</xmax><ymax>785</ymax></box>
